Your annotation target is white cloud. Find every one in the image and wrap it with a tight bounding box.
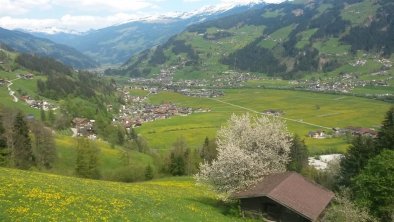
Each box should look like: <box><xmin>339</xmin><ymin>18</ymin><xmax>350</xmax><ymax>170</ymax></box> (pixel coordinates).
<box><xmin>0</xmin><ymin>0</ymin><xmax>156</xmax><ymax>17</ymax></box>
<box><xmin>0</xmin><ymin>0</ymin><xmax>157</xmax><ymax>32</ymax></box>
<box><xmin>219</xmin><ymin>0</ymin><xmax>285</xmax><ymax>4</ymax></box>
<box><xmin>54</xmin><ymin>0</ymin><xmax>156</xmax><ymax>13</ymax></box>
<box><xmin>0</xmin><ymin>0</ymin><xmax>287</xmax><ymax>33</ymax></box>
<box><xmin>0</xmin><ymin>0</ymin><xmax>52</xmax><ymax>16</ymax></box>
<box><xmin>0</xmin><ymin>13</ymin><xmax>146</xmax><ymax>33</ymax></box>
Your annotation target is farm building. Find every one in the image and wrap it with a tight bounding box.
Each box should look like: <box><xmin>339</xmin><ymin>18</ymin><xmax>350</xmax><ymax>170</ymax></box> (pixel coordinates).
<box><xmin>233</xmin><ymin>172</ymin><xmax>334</xmax><ymax>222</ymax></box>
<box><xmin>72</xmin><ymin>117</ymin><xmax>95</xmax><ymax>137</ymax></box>
<box><xmin>307</xmin><ymin>130</ymin><xmax>327</xmax><ymax>139</ymax></box>
<box><xmin>262</xmin><ymin>109</ymin><xmax>284</xmax><ymax>116</ymax></box>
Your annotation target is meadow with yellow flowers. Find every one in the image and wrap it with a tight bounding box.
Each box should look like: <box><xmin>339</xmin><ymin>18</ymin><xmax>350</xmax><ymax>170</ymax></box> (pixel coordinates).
<box><xmin>0</xmin><ymin>167</ymin><xmax>250</xmax><ymax>221</ymax></box>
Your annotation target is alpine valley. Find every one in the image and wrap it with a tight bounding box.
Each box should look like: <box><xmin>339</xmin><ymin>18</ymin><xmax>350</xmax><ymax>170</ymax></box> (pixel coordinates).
<box><xmin>0</xmin><ymin>0</ymin><xmax>393</xmax><ymax>221</ymax></box>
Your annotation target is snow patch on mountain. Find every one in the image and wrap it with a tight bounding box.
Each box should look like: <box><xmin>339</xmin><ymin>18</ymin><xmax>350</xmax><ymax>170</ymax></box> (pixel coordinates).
<box><xmin>118</xmin><ymin>0</ymin><xmax>266</xmax><ymax>24</ymax></box>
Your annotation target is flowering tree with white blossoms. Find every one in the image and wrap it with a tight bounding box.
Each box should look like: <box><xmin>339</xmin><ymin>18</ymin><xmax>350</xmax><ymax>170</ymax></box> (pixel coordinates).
<box><xmin>195</xmin><ymin>113</ymin><xmax>291</xmax><ymax>197</ymax></box>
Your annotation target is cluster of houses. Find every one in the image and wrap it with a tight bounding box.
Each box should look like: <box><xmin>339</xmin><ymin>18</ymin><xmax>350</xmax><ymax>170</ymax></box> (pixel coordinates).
<box><xmin>211</xmin><ymin>71</ymin><xmax>257</xmax><ymax>88</ymax></box>
<box><xmin>113</xmin><ymin>91</ymin><xmax>210</xmax><ymax>130</ymax></box>
<box><xmin>349</xmin><ymin>58</ymin><xmax>393</xmax><ymax>68</ymax></box>
<box><xmin>129</xmin><ymin>66</ymin><xmax>257</xmax><ymax>96</ymax></box>
<box><xmin>308</xmin><ymin>130</ymin><xmax>328</xmax><ymax>139</ymax></box>
<box><xmin>295</xmin><ymin>73</ymin><xmax>391</xmax><ymax>93</ymax></box>
<box><xmin>71</xmin><ymin>117</ymin><xmax>96</xmax><ymax>139</ymax></box>
<box><xmin>19</xmin><ymin>95</ymin><xmax>57</xmax><ymax>111</ymax></box>
<box><xmin>338</xmin><ymin>126</ymin><xmax>378</xmax><ymax>138</ymax></box>
<box><xmin>262</xmin><ymin>34</ymin><xmax>284</xmax><ymax>44</ymax></box>
<box><xmin>261</xmin><ymin>109</ymin><xmax>284</xmax><ymax>116</ymax></box>
<box><xmin>178</xmin><ymin>88</ymin><xmax>223</xmax><ymax>98</ymax></box>
<box><xmin>17</xmin><ymin>73</ymin><xmax>34</xmax><ymax>79</ymax></box>
<box><xmin>377</xmin><ymin>58</ymin><xmax>392</xmax><ymax>68</ymax></box>
<box><xmin>349</xmin><ymin>59</ymin><xmax>367</xmax><ymax>67</ymax></box>
<box><xmin>307</xmin><ymin>127</ymin><xmax>377</xmax><ymax>139</ymax></box>
<box><xmin>0</xmin><ymin>78</ymin><xmax>7</xmax><ymax>86</ymax></box>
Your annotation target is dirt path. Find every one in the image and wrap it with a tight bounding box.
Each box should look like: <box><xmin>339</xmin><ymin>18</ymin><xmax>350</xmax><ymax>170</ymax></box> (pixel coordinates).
<box><xmin>209</xmin><ymin>98</ymin><xmax>333</xmax><ymax>130</ymax></box>
<box><xmin>7</xmin><ymin>77</ymin><xmax>20</xmax><ymax>102</ymax></box>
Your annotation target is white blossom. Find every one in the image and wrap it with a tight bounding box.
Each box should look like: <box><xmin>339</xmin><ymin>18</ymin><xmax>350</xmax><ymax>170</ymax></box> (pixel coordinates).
<box><xmin>195</xmin><ymin>113</ymin><xmax>291</xmax><ymax>197</ymax></box>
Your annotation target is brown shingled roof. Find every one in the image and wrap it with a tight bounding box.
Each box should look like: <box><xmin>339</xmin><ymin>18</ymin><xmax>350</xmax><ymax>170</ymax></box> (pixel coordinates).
<box><xmin>233</xmin><ymin>172</ymin><xmax>334</xmax><ymax>221</ymax></box>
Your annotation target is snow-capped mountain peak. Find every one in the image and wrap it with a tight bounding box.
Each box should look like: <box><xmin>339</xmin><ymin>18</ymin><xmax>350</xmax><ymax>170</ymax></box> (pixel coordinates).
<box><xmin>122</xmin><ymin>0</ymin><xmax>266</xmax><ymax>24</ymax></box>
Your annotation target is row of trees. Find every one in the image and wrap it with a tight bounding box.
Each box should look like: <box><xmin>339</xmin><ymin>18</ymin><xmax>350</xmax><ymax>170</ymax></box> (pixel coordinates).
<box><xmin>165</xmin><ymin>136</ymin><xmax>217</xmax><ymax>176</ymax></box>
<box><xmin>0</xmin><ymin>109</ymin><xmax>56</xmax><ymax>170</ymax></box>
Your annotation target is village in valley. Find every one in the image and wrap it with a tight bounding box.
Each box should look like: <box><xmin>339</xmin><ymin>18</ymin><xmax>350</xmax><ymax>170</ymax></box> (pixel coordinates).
<box><xmin>111</xmin><ymin>89</ymin><xmax>210</xmax><ymax>131</ymax></box>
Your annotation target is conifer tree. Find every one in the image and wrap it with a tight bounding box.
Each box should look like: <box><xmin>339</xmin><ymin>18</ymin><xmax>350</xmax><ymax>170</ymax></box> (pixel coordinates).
<box><xmin>145</xmin><ymin>164</ymin><xmax>154</xmax><ymax>180</ymax></box>
<box><xmin>40</xmin><ymin>108</ymin><xmax>46</xmax><ymax>122</ymax></box>
<box><xmin>287</xmin><ymin>134</ymin><xmax>309</xmax><ymax>173</ymax></box>
<box><xmin>48</xmin><ymin>109</ymin><xmax>55</xmax><ymax>126</ymax></box>
<box><xmin>75</xmin><ymin>138</ymin><xmax>100</xmax><ymax>179</ymax></box>
<box><xmin>376</xmin><ymin>106</ymin><xmax>394</xmax><ymax>151</ymax></box>
<box><xmin>169</xmin><ymin>137</ymin><xmax>187</xmax><ymax>176</ymax></box>
<box><xmin>0</xmin><ymin>114</ymin><xmax>9</xmax><ymax>166</ymax></box>
<box><xmin>12</xmin><ymin>112</ymin><xmax>34</xmax><ymax>169</ymax></box>
<box><xmin>338</xmin><ymin>136</ymin><xmax>377</xmax><ymax>187</ymax></box>
<box><xmin>199</xmin><ymin>137</ymin><xmax>218</xmax><ymax>164</ymax></box>
<box><xmin>31</xmin><ymin>121</ymin><xmax>56</xmax><ymax>169</ymax></box>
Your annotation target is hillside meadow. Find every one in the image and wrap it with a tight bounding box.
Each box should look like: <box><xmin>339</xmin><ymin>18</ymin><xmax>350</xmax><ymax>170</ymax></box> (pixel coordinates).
<box><xmin>53</xmin><ymin>135</ymin><xmax>154</xmax><ymax>178</ymax></box>
<box><xmin>0</xmin><ymin>71</ymin><xmax>42</xmax><ymax>117</ymax></box>
<box><xmin>0</xmin><ymin>168</ymin><xmax>250</xmax><ymax>221</ymax></box>
<box><xmin>137</xmin><ymin>88</ymin><xmax>391</xmax><ymax>154</ymax></box>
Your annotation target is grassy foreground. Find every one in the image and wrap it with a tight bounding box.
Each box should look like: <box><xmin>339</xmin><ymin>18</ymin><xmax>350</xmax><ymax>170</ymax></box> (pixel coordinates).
<box><xmin>0</xmin><ymin>167</ymin><xmax>248</xmax><ymax>221</ymax></box>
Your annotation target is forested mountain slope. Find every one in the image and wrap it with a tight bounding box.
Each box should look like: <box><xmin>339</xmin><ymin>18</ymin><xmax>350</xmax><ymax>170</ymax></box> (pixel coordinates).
<box><xmin>117</xmin><ymin>0</ymin><xmax>394</xmax><ymax>79</ymax></box>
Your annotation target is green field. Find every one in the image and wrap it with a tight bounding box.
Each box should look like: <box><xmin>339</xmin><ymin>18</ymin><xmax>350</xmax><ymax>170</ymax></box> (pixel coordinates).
<box><xmin>341</xmin><ymin>0</ymin><xmax>378</xmax><ymax>26</ymax></box>
<box><xmin>352</xmin><ymin>86</ymin><xmax>394</xmax><ymax>95</ymax></box>
<box><xmin>137</xmin><ymin>89</ymin><xmax>390</xmax><ymax>154</ymax></box>
<box><xmin>129</xmin><ymin>89</ymin><xmax>150</xmax><ymax>97</ymax></box>
<box><xmin>0</xmin><ymin>168</ymin><xmax>248</xmax><ymax>221</ymax></box>
<box><xmin>259</xmin><ymin>25</ymin><xmax>294</xmax><ymax>49</ymax></box>
<box><xmin>313</xmin><ymin>38</ymin><xmax>351</xmax><ymax>55</ymax></box>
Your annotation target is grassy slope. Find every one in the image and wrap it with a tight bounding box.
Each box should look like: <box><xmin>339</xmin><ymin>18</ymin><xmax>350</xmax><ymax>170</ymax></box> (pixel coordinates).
<box><xmin>53</xmin><ymin>135</ymin><xmax>154</xmax><ymax>177</ymax></box>
<box><xmin>138</xmin><ymin>89</ymin><xmax>390</xmax><ymax>154</ymax></box>
<box><xmin>0</xmin><ymin>69</ymin><xmax>48</xmax><ymax>117</ymax></box>
<box><xmin>1</xmin><ymin>70</ymin><xmax>154</xmax><ymax>178</ymax></box>
<box><xmin>0</xmin><ymin>168</ymin><xmax>248</xmax><ymax>221</ymax></box>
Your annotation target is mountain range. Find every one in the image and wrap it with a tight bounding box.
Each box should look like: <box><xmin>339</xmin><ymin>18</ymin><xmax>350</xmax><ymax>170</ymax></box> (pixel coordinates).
<box><xmin>113</xmin><ymin>0</ymin><xmax>393</xmax><ymax>79</ymax></box>
<box><xmin>1</xmin><ymin>0</ymin><xmax>393</xmax><ymax>77</ymax></box>
<box><xmin>28</xmin><ymin>2</ymin><xmax>266</xmax><ymax>66</ymax></box>
<box><xmin>0</xmin><ymin>28</ymin><xmax>98</xmax><ymax>69</ymax></box>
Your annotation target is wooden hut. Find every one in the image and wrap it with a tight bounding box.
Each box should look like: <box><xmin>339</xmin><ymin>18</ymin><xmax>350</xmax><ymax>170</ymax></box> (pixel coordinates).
<box><xmin>233</xmin><ymin>172</ymin><xmax>334</xmax><ymax>222</ymax></box>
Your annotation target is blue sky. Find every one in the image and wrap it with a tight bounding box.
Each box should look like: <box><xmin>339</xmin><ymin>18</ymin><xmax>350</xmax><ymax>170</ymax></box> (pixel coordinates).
<box><xmin>0</xmin><ymin>0</ymin><xmax>286</xmax><ymax>33</ymax></box>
